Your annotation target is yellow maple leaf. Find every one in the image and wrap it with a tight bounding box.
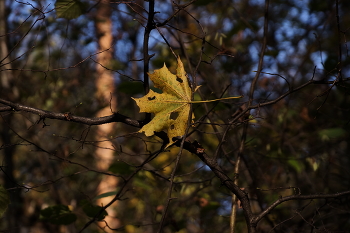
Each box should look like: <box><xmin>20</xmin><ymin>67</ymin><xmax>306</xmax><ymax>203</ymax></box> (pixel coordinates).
<box><xmin>132</xmin><ymin>56</ymin><xmax>241</xmax><ymax>148</ymax></box>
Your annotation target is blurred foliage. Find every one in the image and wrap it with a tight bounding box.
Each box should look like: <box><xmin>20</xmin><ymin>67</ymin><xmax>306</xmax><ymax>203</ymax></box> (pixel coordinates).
<box><xmin>0</xmin><ymin>0</ymin><xmax>350</xmax><ymax>232</ymax></box>
<box><xmin>0</xmin><ymin>185</ymin><xmax>10</xmax><ymax>218</ymax></box>
<box><xmin>55</xmin><ymin>0</ymin><xmax>87</xmax><ymax>19</ymax></box>
<box><xmin>40</xmin><ymin>204</ymin><xmax>77</xmax><ymax>225</ymax></box>
<box><xmin>80</xmin><ymin>200</ymin><xmax>108</xmax><ymax>221</ymax></box>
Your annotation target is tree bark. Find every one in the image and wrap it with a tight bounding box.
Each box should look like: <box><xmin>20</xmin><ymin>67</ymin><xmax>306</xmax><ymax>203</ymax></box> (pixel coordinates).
<box><xmin>0</xmin><ymin>0</ymin><xmax>22</xmax><ymax>231</ymax></box>
<box><xmin>94</xmin><ymin>0</ymin><xmax>120</xmax><ymax>231</ymax></box>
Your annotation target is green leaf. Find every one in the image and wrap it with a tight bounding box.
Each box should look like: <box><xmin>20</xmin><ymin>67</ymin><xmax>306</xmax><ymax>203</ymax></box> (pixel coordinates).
<box><xmin>108</xmin><ymin>161</ymin><xmax>133</xmax><ymax>175</ymax></box>
<box><xmin>0</xmin><ymin>185</ymin><xmax>10</xmax><ymax>218</ymax></box>
<box><xmin>93</xmin><ymin>191</ymin><xmax>119</xmax><ymax>200</ymax></box>
<box><xmin>55</xmin><ymin>0</ymin><xmax>87</xmax><ymax>19</ymax></box>
<box><xmin>288</xmin><ymin>159</ymin><xmax>304</xmax><ymax>173</ymax></box>
<box><xmin>318</xmin><ymin>128</ymin><xmax>347</xmax><ymax>141</ymax></box>
<box><xmin>80</xmin><ymin>200</ymin><xmax>108</xmax><ymax>221</ymax></box>
<box><xmin>133</xmin><ymin>177</ymin><xmax>153</xmax><ymax>191</ymax></box>
<box><xmin>40</xmin><ymin>204</ymin><xmax>77</xmax><ymax>225</ymax></box>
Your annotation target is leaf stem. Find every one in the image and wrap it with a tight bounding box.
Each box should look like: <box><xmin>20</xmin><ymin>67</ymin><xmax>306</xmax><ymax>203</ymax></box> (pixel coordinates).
<box><xmin>190</xmin><ymin>96</ymin><xmax>243</xmax><ymax>103</ymax></box>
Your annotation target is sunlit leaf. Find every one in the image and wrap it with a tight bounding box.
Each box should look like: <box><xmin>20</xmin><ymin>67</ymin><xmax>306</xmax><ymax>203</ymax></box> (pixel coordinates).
<box><xmin>132</xmin><ymin>56</ymin><xmax>241</xmax><ymax>148</ymax></box>
<box><xmin>132</xmin><ymin>57</ymin><xmax>195</xmax><ymax>148</ymax></box>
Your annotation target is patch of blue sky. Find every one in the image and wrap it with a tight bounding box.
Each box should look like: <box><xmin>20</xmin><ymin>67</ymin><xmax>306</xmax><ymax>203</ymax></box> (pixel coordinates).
<box><xmin>153</xmin><ymin>0</ymin><xmax>171</xmax><ymax>15</ymax></box>
<box><xmin>116</xmin><ymin>40</ymin><xmax>134</xmax><ymax>61</ymax></box>
<box><xmin>310</xmin><ymin>12</ymin><xmax>325</xmax><ymax>28</ymax></box>
<box><xmin>249</xmin><ymin>41</ymin><xmax>283</xmax><ymax>76</ymax></box>
<box><xmin>275</xmin><ymin>50</ymin><xmax>288</xmax><ymax>67</ymax></box>
<box><xmin>222</xmin><ymin>17</ymin><xmax>234</xmax><ymax>32</ymax></box>
<box><xmin>115</xmin><ymin>2</ymin><xmax>128</xmax><ymax>13</ymax></box>
<box><xmin>297</xmin><ymin>38</ymin><xmax>308</xmax><ymax>54</ymax></box>
<box><xmin>275</xmin><ymin>28</ymin><xmax>304</xmax><ymax>53</ymax></box>
<box><xmin>277</xmin><ymin>20</ymin><xmax>296</xmax><ymax>40</ymax></box>
<box><xmin>217</xmin><ymin>196</ymin><xmax>235</xmax><ymax>216</ymax></box>
<box><xmin>249</xmin><ymin>41</ymin><xmax>261</xmax><ymax>62</ymax></box>
<box><xmin>194</xmin><ymin>161</ymin><xmax>211</xmax><ymax>171</ymax></box>
<box><xmin>288</xmin><ymin>5</ymin><xmax>311</xmax><ymax>23</ymax></box>
<box><xmin>288</xmin><ymin>6</ymin><xmax>300</xmax><ymax>18</ymax></box>
<box><xmin>111</xmin><ymin>13</ymin><xmax>123</xmax><ymax>32</ymax></box>
<box><xmin>310</xmin><ymin>51</ymin><xmax>327</xmax><ymax>69</ymax></box>
<box><xmin>249</xmin><ymin>0</ymin><xmax>265</xmax><ymax>7</ymax></box>
<box><xmin>200</xmin><ymin>12</ymin><xmax>219</xmax><ymax>29</ymax></box>
<box><xmin>127</xmin><ymin>33</ymin><xmax>144</xmax><ymax>62</ymax></box>
<box><xmin>263</xmin><ymin>55</ymin><xmax>278</xmax><ymax>72</ymax></box>
<box><xmin>294</xmin><ymin>0</ymin><xmax>309</xmax><ymax>8</ymax></box>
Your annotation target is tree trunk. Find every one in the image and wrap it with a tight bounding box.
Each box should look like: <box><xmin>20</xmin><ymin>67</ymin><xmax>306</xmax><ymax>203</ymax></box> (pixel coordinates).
<box><xmin>94</xmin><ymin>0</ymin><xmax>120</xmax><ymax>231</ymax></box>
<box><xmin>0</xmin><ymin>0</ymin><xmax>22</xmax><ymax>231</ymax></box>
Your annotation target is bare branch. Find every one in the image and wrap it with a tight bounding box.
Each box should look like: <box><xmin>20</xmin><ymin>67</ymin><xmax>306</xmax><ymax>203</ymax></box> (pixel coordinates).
<box><xmin>252</xmin><ymin>191</ymin><xmax>350</xmax><ymax>225</ymax></box>
<box><xmin>0</xmin><ymin>98</ymin><xmax>140</xmax><ymax>127</ymax></box>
